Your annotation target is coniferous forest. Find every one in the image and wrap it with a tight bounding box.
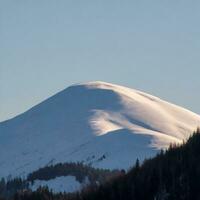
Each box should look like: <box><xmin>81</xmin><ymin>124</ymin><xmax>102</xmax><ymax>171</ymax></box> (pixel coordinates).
<box><xmin>0</xmin><ymin>163</ymin><xmax>121</xmax><ymax>199</ymax></box>
<box><xmin>1</xmin><ymin>128</ymin><xmax>200</xmax><ymax>200</ymax></box>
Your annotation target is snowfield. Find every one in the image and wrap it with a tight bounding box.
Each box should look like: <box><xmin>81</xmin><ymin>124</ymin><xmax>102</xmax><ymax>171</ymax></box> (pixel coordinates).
<box><xmin>0</xmin><ymin>81</ymin><xmax>200</xmax><ymax>179</ymax></box>
<box><xmin>30</xmin><ymin>176</ymin><xmax>87</xmax><ymax>193</ymax></box>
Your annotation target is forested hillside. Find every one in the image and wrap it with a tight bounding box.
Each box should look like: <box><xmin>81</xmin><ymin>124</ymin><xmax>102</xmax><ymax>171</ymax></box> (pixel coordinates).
<box><xmin>9</xmin><ymin>128</ymin><xmax>200</xmax><ymax>200</ymax></box>
<box><xmin>0</xmin><ymin>163</ymin><xmax>121</xmax><ymax>200</ymax></box>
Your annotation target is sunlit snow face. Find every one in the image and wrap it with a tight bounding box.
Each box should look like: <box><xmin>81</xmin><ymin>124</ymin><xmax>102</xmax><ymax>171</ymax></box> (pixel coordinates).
<box><xmin>89</xmin><ymin>109</ymin><xmax>182</xmax><ymax>149</ymax></box>
<box><xmin>85</xmin><ymin>82</ymin><xmax>200</xmax><ymax>149</ymax></box>
<box><xmin>90</xmin><ymin>110</ymin><xmax>123</xmax><ymax>136</ymax></box>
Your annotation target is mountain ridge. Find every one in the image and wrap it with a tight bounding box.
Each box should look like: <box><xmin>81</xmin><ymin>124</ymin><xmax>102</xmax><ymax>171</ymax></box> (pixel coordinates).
<box><xmin>0</xmin><ymin>81</ymin><xmax>200</xmax><ymax>178</ymax></box>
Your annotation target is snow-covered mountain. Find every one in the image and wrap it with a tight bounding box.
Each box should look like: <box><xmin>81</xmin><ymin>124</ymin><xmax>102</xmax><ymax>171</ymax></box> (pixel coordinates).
<box><xmin>0</xmin><ymin>81</ymin><xmax>200</xmax><ymax>178</ymax></box>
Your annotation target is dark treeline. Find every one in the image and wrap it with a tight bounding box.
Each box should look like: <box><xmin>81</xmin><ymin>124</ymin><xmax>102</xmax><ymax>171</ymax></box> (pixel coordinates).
<box><xmin>27</xmin><ymin>162</ymin><xmax>121</xmax><ymax>184</ymax></box>
<box><xmin>0</xmin><ymin>162</ymin><xmax>121</xmax><ymax>200</ymax></box>
<box><xmin>9</xmin><ymin>128</ymin><xmax>200</xmax><ymax>200</ymax></box>
<box><xmin>0</xmin><ymin>178</ymin><xmax>29</xmax><ymax>199</ymax></box>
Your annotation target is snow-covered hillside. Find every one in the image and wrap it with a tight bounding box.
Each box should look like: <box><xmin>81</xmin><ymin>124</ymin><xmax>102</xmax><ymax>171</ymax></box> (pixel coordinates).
<box><xmin>0</xmin><ymin>81</ymin><xmax>200</xmax><ymax>178</ymax></box>
<box><xmin>30</xmin><ymin>176</ymin><xmax>88</xmax><ymax>193</ymax></box>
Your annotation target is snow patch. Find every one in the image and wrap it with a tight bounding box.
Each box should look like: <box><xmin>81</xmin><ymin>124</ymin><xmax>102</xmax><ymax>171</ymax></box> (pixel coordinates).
<box><xmin>30</xmin><ymin>176</ymin><xmax>85</xmax><ymax>193</ymax></box>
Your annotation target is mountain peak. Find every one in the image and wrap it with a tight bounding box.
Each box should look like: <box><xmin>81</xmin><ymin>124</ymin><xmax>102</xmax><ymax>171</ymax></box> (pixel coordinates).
<box><xmin>69</xmin><ymin>81</ymin><xmax>120</xmax><ymax>90</ymax></box>
<box><xmin>0</xmin><ymin>82</ymin><xmax>200</xmax><ymax>178</ymax></box>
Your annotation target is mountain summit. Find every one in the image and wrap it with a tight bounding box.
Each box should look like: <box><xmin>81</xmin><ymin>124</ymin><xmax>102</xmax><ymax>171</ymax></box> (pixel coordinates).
<box><xmin>0</xmin><ymin>81</ymin><xmax>200</xmax><ymax>178</ymax></box>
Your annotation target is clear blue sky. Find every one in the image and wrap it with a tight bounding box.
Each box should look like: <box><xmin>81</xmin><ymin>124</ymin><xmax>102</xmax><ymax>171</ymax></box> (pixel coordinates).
<box><xmin>1</xmin><ymin>0</ymin><xmax>200</xmax><ymax>122</ymax></box>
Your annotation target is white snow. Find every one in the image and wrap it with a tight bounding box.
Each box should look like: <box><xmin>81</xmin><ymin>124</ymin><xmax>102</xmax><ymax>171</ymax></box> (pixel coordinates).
<box><xmin>30</xmin><ymin>176</ymin><xmax>83</xmax><ymax>193</ymax></box>
<box><xmin>0</xmin><ymin>81</ymin><xmax>200</xmax><ymax>179</ymax></box>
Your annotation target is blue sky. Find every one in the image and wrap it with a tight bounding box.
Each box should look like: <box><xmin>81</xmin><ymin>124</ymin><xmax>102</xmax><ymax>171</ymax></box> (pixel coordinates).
<box><xmin>1</xmin><ymin>0</ymin><xmax>200</xmax><ymax>121</ymax></box>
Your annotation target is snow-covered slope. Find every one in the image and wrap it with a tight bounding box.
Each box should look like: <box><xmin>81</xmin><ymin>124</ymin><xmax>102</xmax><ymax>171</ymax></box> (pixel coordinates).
<box><xmin>0</xmin><ymin>81</ymin><xmax>200</xmax><ymax>178</ymax></box>
<box><xmin>30</xmin><ymin>176</ymin><xmax>87</xmax><ymax>193</ymax></box>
